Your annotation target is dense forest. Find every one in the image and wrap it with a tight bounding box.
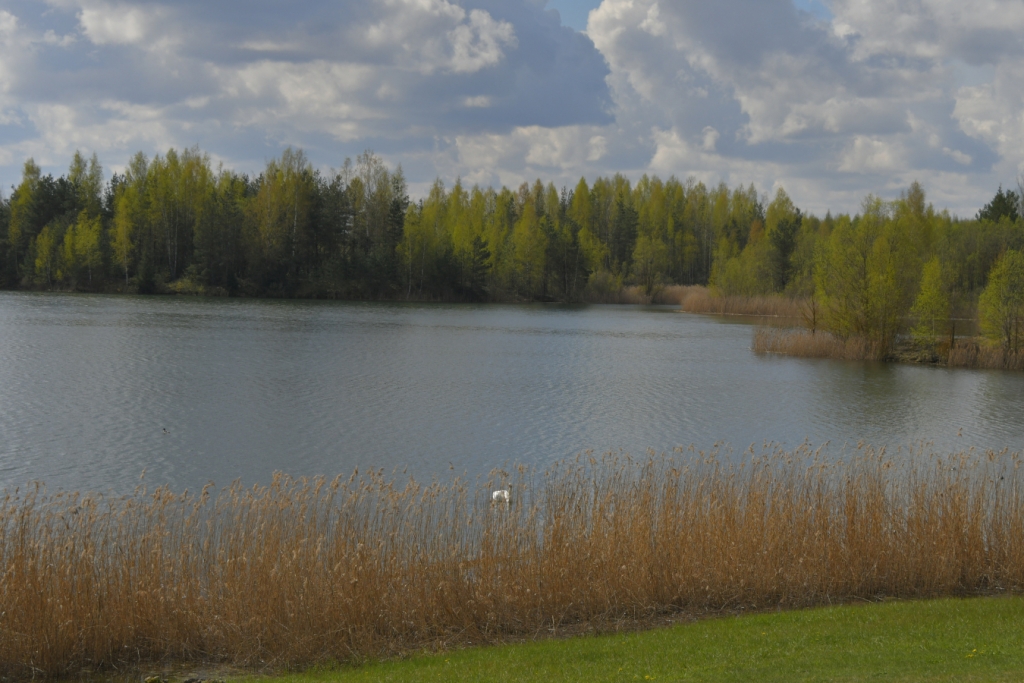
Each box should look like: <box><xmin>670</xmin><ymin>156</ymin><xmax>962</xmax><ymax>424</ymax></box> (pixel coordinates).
<box><xmin>1</xmin><ymin>147</ymin><xmax>1023</xmax><ymax>353</ymax></box>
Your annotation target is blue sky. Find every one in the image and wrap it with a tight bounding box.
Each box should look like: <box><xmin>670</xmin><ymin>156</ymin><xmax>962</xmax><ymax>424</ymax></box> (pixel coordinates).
<box><xmin>1</xmin><ymin>0</ymin><xmax>1023</xmax><ymax>216</ymax></box>
<box><xmin>793</xmin><ymin>0</ymin><xmax>834</xmax><ymax>20</ymax></box>
<box><xmin>545</xmin><ymin>0</ymin><xmax>596</xmax><ymax>32</ymax></box>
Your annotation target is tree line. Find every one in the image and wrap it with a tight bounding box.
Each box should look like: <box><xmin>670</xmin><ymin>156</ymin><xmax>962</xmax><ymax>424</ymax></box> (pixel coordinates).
<box><xmin>1</xmin><ymin>148</ymin><xmax>411</xmax><ymax>299</ymax></box>
<box><xmin>0</xmin><ymin>147</ymin><xmax>1021</xmax><ymax>352</ymax></box>
<box><xmin>0</xmin><ymin>147</ymin><xmax>759</xmax><ymax>300</ymax></box>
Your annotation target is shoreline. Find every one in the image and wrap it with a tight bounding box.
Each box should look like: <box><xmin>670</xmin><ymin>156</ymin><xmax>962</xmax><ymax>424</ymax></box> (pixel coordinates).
<box><xmin>753</xmin><ymin>326</ymin><xmax>1024</xmax><ymax>371</ymax></box>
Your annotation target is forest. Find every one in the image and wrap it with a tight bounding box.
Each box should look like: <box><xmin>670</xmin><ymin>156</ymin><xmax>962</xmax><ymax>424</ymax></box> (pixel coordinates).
<box><xmin>1</xmin><ymin>147</ymin><xmax>1023</xmax><ymax>356</ymax></box>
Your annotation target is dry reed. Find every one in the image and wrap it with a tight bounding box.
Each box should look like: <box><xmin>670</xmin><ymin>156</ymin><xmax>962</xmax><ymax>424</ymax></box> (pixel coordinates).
<box><xmin>947</xmin><ymin>340</ymin><xmax>1024</xmax><ymax>371</ymax></box>
<box><xmin>753</xmin><ymin>328</ymin><xmax>881</xmax><ymax>361</ymax></box>
<box><xmin>3</xmin><ymin>445</ymin><xmax>1023</xmax><ymax>678</ymax></box>
<box><xmin>679</xmin><ymin>286</ymin><xmax>806</xmax><ymax>319</ymax></box>
<box><xmin>754</xmin><ymin>329</ymin><xmax>1024</xmax><ymax>370</ymax></box>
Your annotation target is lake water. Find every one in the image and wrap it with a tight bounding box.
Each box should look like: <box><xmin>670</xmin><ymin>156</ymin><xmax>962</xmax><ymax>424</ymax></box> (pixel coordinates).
<box><xmin>1</xmin><ymin>292</ymin><xmax>1022</xmax><ymax>494</ymax></box>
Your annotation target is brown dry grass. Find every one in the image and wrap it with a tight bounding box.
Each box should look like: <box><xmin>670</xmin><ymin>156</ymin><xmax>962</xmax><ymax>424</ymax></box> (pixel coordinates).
<box><xmin>3</xmin><ymin>445</ymin><xmax>1024</xmax><ymax>678</ymax></box>
<box><xmin>679</xmin><ymin>286</ymin><xmax>806</xmax><ymax>319</ymax></box>
<box><xmin>753</xmin><ymin>328</ymin><xmax>882</xmax><ymax>361</ymax></box>
<box><xmin>947</xmin><ymin>340</ymin><xmax>1024</xmax><ymax>371</ymax></box>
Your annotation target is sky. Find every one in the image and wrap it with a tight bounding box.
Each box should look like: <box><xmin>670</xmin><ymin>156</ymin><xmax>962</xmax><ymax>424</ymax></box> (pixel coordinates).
<box><xmin>1</xmin><ymin>0</ymin><xmax>1023</xmax><ymax>217</ymax></box>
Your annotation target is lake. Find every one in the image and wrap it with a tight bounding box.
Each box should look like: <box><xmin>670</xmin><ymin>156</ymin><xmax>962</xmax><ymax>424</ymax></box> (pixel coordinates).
<box><xmin>1</xmin><ymin>292</ymin><xmax>1022</xmax><ymax>494</ymax></box>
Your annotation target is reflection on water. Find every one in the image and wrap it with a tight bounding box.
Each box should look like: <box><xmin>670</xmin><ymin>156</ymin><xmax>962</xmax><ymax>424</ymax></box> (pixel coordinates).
<box><xmin>0</xmin><ymin>291</ymin><xmax>1022</xmax><ymax>494</ymax></box>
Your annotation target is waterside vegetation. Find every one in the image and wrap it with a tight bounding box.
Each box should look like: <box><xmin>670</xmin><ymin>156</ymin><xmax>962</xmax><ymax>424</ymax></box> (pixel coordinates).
<box><xmin>2</xmin><ymin>444</ymin><xmax>1022</xmax><ymax>678</ymax></box>
<box><xmin>3</xmin><ymin>148</ymin><xmax>1023</xmax><ymax>364</ymax></box>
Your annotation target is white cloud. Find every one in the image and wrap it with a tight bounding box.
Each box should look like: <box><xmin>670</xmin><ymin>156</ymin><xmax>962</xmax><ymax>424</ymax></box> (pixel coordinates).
<box><xmin>0</xmin><ymin>10</ymin><xmax>32</xmax><ymax>125</ymax></box>
<box><xmin>79</xmin><ymin>3</ymin><xmax>167</xmax><ymax>46</ymax></box>
<box><xmin>639</xmin><ymin>3</ymin><xmax>665</xmax><ymax>37</ymax></box>
<box><xmin>649</xmin><ymin>127</ymin><xmax>695</xmax><ymax>172</ymax></box>
<box><xmin>943</xmin><ymin>148</ymin><xmax>972</xmax><ymax>165</ymax></box>
<box><xmin>0</xmin><ymin>11</ymin><xmax>21</xmax><ymax>92</ymax></box>
<box><xmin>363</xmin><ymin>0</ymin><xmax>516</xmax><ymax>75</ymax></box>
<box><xmin>831</xmin><ymin>0</ymin><xmax>1024</xmax><ymax>62</ymax></box>
<box><xmin>448</xmin><ymin>9</ymin><xmax>517</xmax><ymax>73</ymax></box>
<box><xmin>43</xmin><ymin>30</ymin><xmax>76</xmax><ymax>48</ymax></box>
<box><xmin>579</xmin><ymin>0</ymin><xmax>1023</xmax><ymax>214</ymax></box>
<box><xmin>838</xmin><ymin>136</ymin><xmax>902</xmax><ymax>173</ymax></box>
<box><xmin>0</xmin><ymin>0</ymin><xmax>1021</xmax><ymax>217</ymax></box>
<box><xmin>0</xmin><ymin>0</ymin><xmax>610</xmax><ymax>189</ymax></box>
<box><xmin>701</xmin><ymin>127</ymin><xmax>719</xmax><ymax>152</ymax></box>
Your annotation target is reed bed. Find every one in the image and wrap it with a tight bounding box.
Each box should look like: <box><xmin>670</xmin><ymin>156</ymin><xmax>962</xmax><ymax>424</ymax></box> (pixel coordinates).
<box><xmin>947</xmin><ymin>340</ymin><xmax>1024</xmax><ymax>371</ymax></box>
<box><xmin>754</xmin><ymin>328</ymin><xmax>1024</xmax><ymax>369</ymax></box>
<box><xmin>2</xmin><ymin>445</ymin><xmax>1024</xmax><ymax>678</ymax></box>
<box><xmin>752</xmin><ymin>328</ymin><xmax>881</xmax><ymax>360</ymax></box>
<box><xmin>679</xmin><ymin>286</ymin><xmax>806</xmax><ymax>319</ymax></box>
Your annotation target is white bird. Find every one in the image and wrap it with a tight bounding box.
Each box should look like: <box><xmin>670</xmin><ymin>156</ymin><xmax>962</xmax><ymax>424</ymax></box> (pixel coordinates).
<box><xmin>492</xmin><ymin>489</ymin><xmax>510</xmax><ymax>505</ymax></box>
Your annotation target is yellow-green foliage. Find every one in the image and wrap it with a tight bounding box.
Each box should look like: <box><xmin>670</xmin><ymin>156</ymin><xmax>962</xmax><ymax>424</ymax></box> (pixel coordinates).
<box><xmin>511</xmin><ymin>183</ymin><xmax>548</xmax><ymax>297</ymax></box>
<box><xmin>711</xmin><ymin>238</ymin><xmax>774</xmax><ymax>297</ymax></box>
<box><xmin>147</xmin><ymin>147</ymin><xmax>217</xmax><ymax>280</ymax></box>
<box><xmin>32</xmin><ymin>223</ymin><xmax>57</xmax><ymax>286</ymax></box>
<box><xmin>58</xmin><ymin>210</ymin><xmax>103</xmax><ymax>287</ymax></box>
<box><xmin>910</xmin><ymin>256</ymin><xmax>951</xmax><ymax>344</ymax></box>
<box><xmin>4</xmin><ymin>146</ymin><xmax>1022</xmax><ymax>305</ymax></box>
<box><xmin>7</xmin><ymin>160</ymin><xmax>41</xmax><ymax>268</ymax></box>
<box><xmin>979</xmin><ymin>249</ymin><xmax>1024</xmax><ymax>354</ymax></box>
<box><xmin>2</xmin><ymin>445</ymin><xmax>1023</xmax><ymax>678</ymax></box>
<box><xmin>814</xmin><ymin>188</ymin><xmax>933</xmax><ymax>352</ymax></box>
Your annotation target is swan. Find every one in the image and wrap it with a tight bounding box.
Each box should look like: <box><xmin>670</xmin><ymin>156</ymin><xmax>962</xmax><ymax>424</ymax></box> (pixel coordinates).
<box><xmin>492</xmin><ymin>489</ymin><xmax>510</xmax><ymax>504</ymax></box>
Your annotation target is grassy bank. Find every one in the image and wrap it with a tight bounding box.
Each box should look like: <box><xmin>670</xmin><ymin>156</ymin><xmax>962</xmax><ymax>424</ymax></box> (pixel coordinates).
<box><xmin>3</xmin><ymin>445</ymin><xmax>1024</xmax><ymax>678</ymax></box>
<box><xmin>240</xmin><ymin>596</ymin><xmax>1024</xmax><ymax>683</ymax></box>
<box><xmin>753</xmin><ymin>327</ymin><xmax>1024</xmax><ymax>370</ymax></box>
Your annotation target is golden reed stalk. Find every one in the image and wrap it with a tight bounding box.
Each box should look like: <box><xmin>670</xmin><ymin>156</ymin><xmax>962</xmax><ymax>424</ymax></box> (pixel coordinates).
<box><xmin>755</xmin><ymin>328</ymin><xmax>1024</xmax><ymax>368</ymax></box>
<box><xmin>947</xmin><ymin>340</ymin><xmax>1024</xmax><ymax>371</ymax></box>
<box><xmin>680</xmin><ymin>287</ymin><xmax>806</xmax><ymax>319</ymax></box>
<box><xmin>2</xmin><ymin>445</ymin><xmax>1022</xmax><ymax>677</ymax></box>
<box><xmin>753</xmin><ymin>328</ymin><xmax>882</xmax><ymax>360</ymax></box>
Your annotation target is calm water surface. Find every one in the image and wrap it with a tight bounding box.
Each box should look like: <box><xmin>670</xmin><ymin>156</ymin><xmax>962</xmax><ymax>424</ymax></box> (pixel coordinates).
<box><xmin>1</xmin><ymin>292</ymin><xmax>1022</xmax><ymax>494</ymax></box>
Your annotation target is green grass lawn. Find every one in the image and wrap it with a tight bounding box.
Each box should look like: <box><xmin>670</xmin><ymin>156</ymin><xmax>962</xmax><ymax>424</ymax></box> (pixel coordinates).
<box><xmin>242</xmin><ymin>596</ymin><xmax>1024</xmax><ymax>683</ymax></box>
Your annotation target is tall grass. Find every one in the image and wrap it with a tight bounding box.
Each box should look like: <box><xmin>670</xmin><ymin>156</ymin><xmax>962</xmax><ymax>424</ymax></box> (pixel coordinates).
<box><xmin>947</xmin><ymin>340</ymin><xmax>1024</xmax><ymax>371</ymax></box>
<box><xmin>753</xmin><ymin>328</ymin><xmax>882</xmax><ymax>360</ymax></box>
<box><xmin>753</xmin><ymin>328</ymin><xmax>1024</xmax><ymax>369</ymax></box>
<box><xmin>3</xmin><ymin>445</ymin><xmax>1024</xmax><ymax>678</ymax></box>
<box><xmin>679</xmin><ymin>286</ymin><xmax>806</xmax><ymax>319</ymax></box>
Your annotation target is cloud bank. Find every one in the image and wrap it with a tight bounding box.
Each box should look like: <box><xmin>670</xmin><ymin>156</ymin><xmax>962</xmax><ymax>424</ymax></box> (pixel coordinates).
<box><xmin>0</xmin><ymin>0</ymin><xmax>1022</xmax><ymax>215</ymax></box>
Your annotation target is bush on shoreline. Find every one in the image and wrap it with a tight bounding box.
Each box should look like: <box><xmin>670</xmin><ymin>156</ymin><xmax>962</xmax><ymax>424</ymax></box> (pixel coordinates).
<box><xmin>2</xmin><ymin>445</ymin><xmax>1023</xmax><ymax>678</ymax></box>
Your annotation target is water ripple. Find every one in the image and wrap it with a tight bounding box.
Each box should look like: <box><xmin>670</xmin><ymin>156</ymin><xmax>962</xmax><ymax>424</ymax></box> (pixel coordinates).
<box><xmin>1</xmin><ymin>291</ymin><xmax>1023</xmax><ymax>494</ymax></box>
